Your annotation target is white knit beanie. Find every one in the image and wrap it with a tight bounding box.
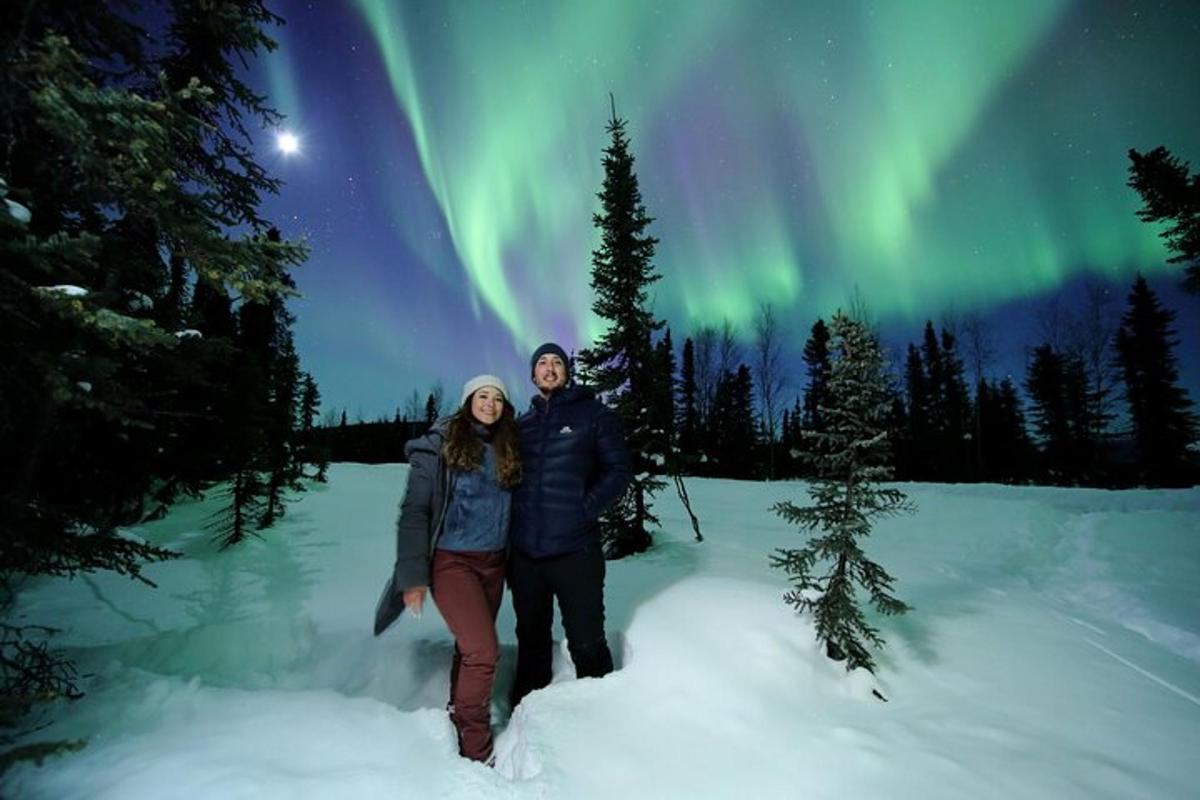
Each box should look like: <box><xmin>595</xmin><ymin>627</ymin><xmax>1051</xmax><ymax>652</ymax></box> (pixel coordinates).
<box><xmin>460</xmin><ymin>374</ymin><xmax>508</xmax><ymax>407</ymax></box>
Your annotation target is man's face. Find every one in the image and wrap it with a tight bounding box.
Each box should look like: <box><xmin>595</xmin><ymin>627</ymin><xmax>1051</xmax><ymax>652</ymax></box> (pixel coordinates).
<box><xmin>533</xmin><ymin>354</ymin><xmax>567</xmax><ymax>394</ymax></box>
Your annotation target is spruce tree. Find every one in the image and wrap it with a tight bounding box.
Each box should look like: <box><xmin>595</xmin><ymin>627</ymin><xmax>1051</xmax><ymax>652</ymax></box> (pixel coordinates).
<box><xmin>211</xmin><ymin>466</ymin><xmax>266</xmax><ymax>550</ymax></box>
<box><xmin>259</xmin><ymin>333</ymin><xmax>302</xmax><ymax>527</ymax></box>
<box><xmin>300</xmin><ymin>374</ymin><xmax>320</xmax><ymax>433</ymax></box>
<box><xmin>779</xmin><ymin>408</ymin><xmax>793</xmax><ymax>476</ymax></box>
<box><xmin>903</xmin><ymin>344</ymin><xmax>931</xmax><ymax>479</ymax></box>
<box><xmin>708</xmin><ymin>366</ymin><xmax>757</xmax><ymax>479</ymax></box>
<box><xmin>161</xmin><ymin>0</ymin><xmax>289</xmax><ymax>230</ymax></box>
<box><xmin>801</xmin><ymin>319</ymin><xmax>831</xmax><ymax>432</ymax></box>
<box><xmin>652</xmin><ymin>327</ymin><xmax>677</xmax><ymax>469</ymax></box>
<box><xmin>729</xmin><ymin>365</ymin><xmax>758</xmax><ymax>478</ymax></box>
<box><xmin>1127</xmin><ymin>147</ymin><xmax>1200</xmax><ymax>294</ymax></box>
<box><xmin>771</xmin><ymin>312</ymin><xmax>912</xmax><ymax>674</ymax></box>
<box><xmin>1025</xmin><ymin>345</ymin><xmax>1093</xmax><ymax>483</ymax></box>
<box><xmin>786</xmin><ymin>395</ymin><xmax>804</xmax><ymax>474</ymax></box>
<box><xmin>1115</xmin><ymin>275</ymin><xmax>1197</xmax><ymax>485</ymax></box>
<box><xmin>298</xmin><ymin>373</ymin><xmax>329</xmax><ymax>479</ymax></box>
<box><xmin>709</xmin><ymin>370</ymin><xmax>734</xmax><ymax>476</ymax></box>
<box><xmin>657</xmin><ymin>330</ymin><xmax>704</xmax><ymax>540</ymax></box>
<box><xmin>886</xmin><ymin>392</ymin><xmax>912</xmax><ymax>480</ymax></box>
<box><xmin>576</xmin><ymin>101</ymin><xmax>665</xmax><ymax>557</ymax></box>
<box><xmin>0</xmin><ymin>3</ymin><xmax>306</xmax><ymax>756</ymax></box>
<box><xmin>800</xmin><ymin>319</ymin><xmax>831</xmax><ymax>477</ymax></box>
<box><xmin>679</xmin><ymin>336</ymin><xmax>699</xmax><ymax>463</ymax></box>
<box><xmin>212</xmin><ymin>325</ymin><xmax>268</xmax><ymax>547</ymax></box>
<box><xmin>919</xmin><ymin>323</ymin><xmax>947</xmax><ymax>478</ymax></box>
<box><xmin>979</xmin><ymin>377</ymin><xmax>1033</xmax><ymax>483</ymax></box>
<box><xmin>423</xmin><ymin>382</ymin><xmax>444</xmax><ymax>425</ymax></box>
<box><xmin>939</xmin><ymin>329</ymin><xmax>972</xmax><ymax>480</ymax></box>
<box><xmin>972</xmin><ymin>379</ymin><xmax>993</xmax><ymax>481</ymax></box>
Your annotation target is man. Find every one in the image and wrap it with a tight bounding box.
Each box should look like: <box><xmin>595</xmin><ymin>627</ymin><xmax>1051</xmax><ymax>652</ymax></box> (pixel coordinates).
<box><xmin>508</xmin><ymin>342</ymin><xmax>632</xmax><ymax>709</ymax></box>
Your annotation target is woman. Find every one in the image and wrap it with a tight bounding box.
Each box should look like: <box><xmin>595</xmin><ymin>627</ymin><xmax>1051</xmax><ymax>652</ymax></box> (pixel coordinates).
<box><xmin>374</xmin><ymin>374</ymin><xmax>521</xmax><ymax>764</ymax></box>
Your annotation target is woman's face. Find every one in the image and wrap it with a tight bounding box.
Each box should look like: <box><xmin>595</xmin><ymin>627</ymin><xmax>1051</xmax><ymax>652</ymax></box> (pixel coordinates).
<box><xmin>470</xmin><ymin>386</ymin><xmax>505</xmax><ymax>426</ymax></box>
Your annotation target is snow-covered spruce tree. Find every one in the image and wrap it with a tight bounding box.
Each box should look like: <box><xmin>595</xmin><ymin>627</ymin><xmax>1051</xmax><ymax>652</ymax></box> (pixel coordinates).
<box><xmin>771</xmin><ymin>312</ymin><xmax>913</xmax><ymax>673</ymax></box>
<box><xmin>1</xmin><ymin>6</ymin><xmax>306</xmax><ymax>761</ymax></box>
<box><xmin>577</xmin><ymin>101</ymin><xmax>666</xmax><ymax>558</ymax></box>
<box><xmin>244</xmin><ymin>230</ymin><xmax>305</xmax><ymax>529</ymax></box>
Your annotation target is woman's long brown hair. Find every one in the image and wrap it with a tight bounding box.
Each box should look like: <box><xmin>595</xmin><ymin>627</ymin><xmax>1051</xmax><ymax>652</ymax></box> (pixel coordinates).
<box><xmin>442</xmin><ymin>399</ymin><xmax>522</xmax><ymax>488</ymax></box>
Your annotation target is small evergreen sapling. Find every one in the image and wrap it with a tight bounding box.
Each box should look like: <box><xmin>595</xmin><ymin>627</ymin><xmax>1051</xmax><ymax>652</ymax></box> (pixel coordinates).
<box><xmin>771</xmin><ymin>312</ymin><xmax>913</xmax><ymax>674</ymax></box>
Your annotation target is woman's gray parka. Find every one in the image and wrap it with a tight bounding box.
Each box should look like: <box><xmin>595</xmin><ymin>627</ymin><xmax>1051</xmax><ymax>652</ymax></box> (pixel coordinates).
<box><xmin>373</xmin><ymin>423</ymin><xmax>453</xmax><ymax>635</ymax></box>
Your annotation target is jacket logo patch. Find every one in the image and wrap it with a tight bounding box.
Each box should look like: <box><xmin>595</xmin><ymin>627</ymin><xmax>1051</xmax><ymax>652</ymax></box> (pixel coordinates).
<box><xmin>559</xmin><ymin>425</ymin><xmax>574</xmax><ymax>434</ymax></box>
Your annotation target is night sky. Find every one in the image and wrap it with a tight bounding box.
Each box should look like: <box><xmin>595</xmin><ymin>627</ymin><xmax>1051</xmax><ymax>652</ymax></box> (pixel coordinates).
<box><xmin>246</xmin><ymin>0</ymin><xmax>1200</xmax><ymax>420</ymax></box>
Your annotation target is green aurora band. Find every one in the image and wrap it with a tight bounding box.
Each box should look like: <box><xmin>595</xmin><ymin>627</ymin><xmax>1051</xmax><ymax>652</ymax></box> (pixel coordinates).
<box><xmin>349</xmin><ymin>0</ymin><xmax>1196</xmax><ymax>351</ymax></box>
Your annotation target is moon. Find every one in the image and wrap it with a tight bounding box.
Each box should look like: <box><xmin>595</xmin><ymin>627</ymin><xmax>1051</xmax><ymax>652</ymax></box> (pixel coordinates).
<box><xmin>277</xmin><ymin>131</ymin><xmax>300</xmax><ymax>155</ymax></box>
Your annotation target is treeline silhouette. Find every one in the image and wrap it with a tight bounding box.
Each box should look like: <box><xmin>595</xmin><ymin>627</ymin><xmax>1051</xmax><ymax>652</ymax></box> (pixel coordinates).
<box><xmin>658</xmin><ymin>272</ymin><xmax>1195</xmax><ymax>488</ymax></box>
<box><xmin>318</xmin><ymin>269</ymin><xmax>1197</xmax><ymax>489</ymax></box>
<box><xmin>302</xmin><ymin>413</ymin><xmax>430</xmax><ymax>464</ymax></box>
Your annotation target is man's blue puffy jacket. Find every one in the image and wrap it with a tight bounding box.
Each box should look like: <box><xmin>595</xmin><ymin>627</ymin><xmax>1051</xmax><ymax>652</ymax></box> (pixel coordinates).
<box><xmin>511</xmin><ymin>385</ymin><xmax>632</xmax><ymax>558</ymax></box>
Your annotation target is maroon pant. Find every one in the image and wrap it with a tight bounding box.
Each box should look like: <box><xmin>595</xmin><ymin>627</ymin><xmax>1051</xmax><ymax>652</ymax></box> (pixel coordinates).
<box><xmin>430</xmin><ymin>548</ymin><xmax>506</xmax><ymax>762</ymax></box>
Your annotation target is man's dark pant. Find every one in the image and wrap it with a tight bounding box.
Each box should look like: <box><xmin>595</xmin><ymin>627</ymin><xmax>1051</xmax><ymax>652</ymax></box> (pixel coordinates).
<box><xmin>508</xmin><ymin>543</ymin><xmax>614</xmax><ymax>709</ymax></box>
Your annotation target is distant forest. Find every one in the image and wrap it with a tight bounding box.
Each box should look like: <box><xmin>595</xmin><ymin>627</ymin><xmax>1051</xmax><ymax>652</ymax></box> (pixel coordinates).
<box><xmin>317</xmin><ymin>269</ymin><xmax>1197</xmax><ymax>490</ymax></box>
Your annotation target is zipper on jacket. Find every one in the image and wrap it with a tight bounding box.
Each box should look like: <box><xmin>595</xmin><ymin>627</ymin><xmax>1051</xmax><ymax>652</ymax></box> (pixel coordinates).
<box><xmin>428</xmin><ymin>460</ymin><xmax>455</xmax><ymax>555</ymax></box>
<box><xmin>533</xmin><ymin>394</ymin><xmax>553</xmax><ymax>552</ymax></box>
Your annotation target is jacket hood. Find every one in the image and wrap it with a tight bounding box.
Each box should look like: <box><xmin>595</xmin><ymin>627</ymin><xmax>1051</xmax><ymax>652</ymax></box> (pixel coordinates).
<box><xmin>403</xmin><ymin>419</ymin><xmax>449</xmax><ymax>460</ymax></box>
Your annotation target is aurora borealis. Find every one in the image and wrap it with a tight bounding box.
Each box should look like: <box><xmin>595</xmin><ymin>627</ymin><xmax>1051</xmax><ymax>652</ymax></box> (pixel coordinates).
<box><xmin>252</xmin><ymin>0</ymin><xmax>1200</xmax><ymax>418</ymax></box>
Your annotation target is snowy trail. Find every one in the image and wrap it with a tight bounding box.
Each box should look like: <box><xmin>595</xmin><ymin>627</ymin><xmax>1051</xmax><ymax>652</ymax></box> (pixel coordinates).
<box><xmin>1084</xmin><ymin>638</ymin><xmax>1200</xmax><ymax>708</ymax></box>
<box><xmin>4</xmin><ymin>466</ymin><xmax>1199</xmax><ymax>798</ymax></box>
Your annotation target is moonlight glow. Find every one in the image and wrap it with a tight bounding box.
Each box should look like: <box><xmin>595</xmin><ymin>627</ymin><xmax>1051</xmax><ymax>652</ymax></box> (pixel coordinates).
<box><xmin>277</xmin><ymin>131</ymin><xmax>300</xmax><ymax>155</ymax></box>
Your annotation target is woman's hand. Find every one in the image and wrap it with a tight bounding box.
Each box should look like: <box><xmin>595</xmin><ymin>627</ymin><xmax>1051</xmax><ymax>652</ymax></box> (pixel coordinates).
<box><xmin>403</xmin><ymin>586</ymin><xmax>427</xmax><ymax>617</ymax></box>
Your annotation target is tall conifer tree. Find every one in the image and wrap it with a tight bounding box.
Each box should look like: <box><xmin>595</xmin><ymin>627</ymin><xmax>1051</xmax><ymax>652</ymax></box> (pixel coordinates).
<box><xmin>300</xmin><ymin>374</ymin><xmax>320</xmax><ymax>433</ymax></box>
<box><xmin>800</xmin><ymin>319</ymin><xmax>831</xmax><ymax>477</ymax></box>
<box><xmin>919</xmin><ymin>323</ymin><xmax>947</xmax><ymax>478</ymax></box>
<box><xmin>801</xmin><ymin>319</ymin><xmax>831</xmax><ymax>432</ymax></box>
<box><xmin>0</xmin><ymin>3</ymin><xmax>306</xmax><ymax>757</ymax></box>
<box><xmin>576</xmin><ymin>100</ymin><xmax>665</xmax><ymax>557</ymax></box>
<box><xmin>1115</xmin><ymin>275</ymin><xmax>1197</xmax><ymax>485</ymax></box>
<box><xmin>679</xmin><ymin>337</ymin><xmax>699</xmax><ymax>462</ymax></box>
<box><xmin>939</xmin><ymin>329</ymin><xmax>972</xmax><ymax>479</ymax></box>
<box><xmin>902</xmin><ymin>344</ymin><xmax>930</xmax><ymax>479</ymax></box>
<box><xmin>1025</xmin><ymin>345</ymin><xmax>1093</xmax><ymax>483</ymax></box>
<box><xmin>652</xmin><ymin>328</ymin><xmax>678</xmax><ymax>467</ymax></box>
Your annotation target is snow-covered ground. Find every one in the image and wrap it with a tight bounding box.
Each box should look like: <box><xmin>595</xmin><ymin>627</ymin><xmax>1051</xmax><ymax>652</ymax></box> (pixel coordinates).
<box><xmin>5</xmin><ymin>465</ymin><xmax>1199</xmax><ymax>799</ymax></box>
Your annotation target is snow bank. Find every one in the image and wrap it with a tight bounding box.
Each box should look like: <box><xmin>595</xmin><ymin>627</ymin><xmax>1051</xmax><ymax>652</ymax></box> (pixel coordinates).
<box><xmin>4</xmin><ymin>466</ymin><xmax>1198</xmax><ymax>798</ymax></box>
